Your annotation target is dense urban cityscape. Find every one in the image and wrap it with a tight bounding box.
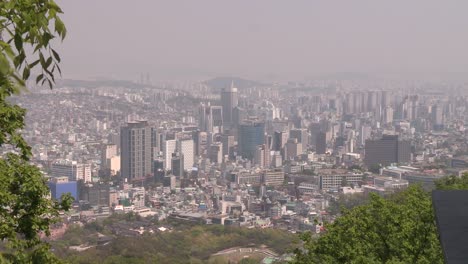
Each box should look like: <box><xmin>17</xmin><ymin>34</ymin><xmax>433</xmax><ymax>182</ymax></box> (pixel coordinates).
<box><xmin>6</xmin><ymin>76</ymin><xmax>467</xmax><ymax>262</ymax></box>
<box><xmin>3</xmin><ymin>1</ymin><xmax>468</xmax><ymax>263</ymax></box>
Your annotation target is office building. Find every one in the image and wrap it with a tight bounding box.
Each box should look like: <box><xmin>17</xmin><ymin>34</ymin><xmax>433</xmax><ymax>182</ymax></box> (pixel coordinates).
<box><xmin>432</xmin><ymin>104</ymin><xmax>444</xmax><ymax>130</ymax></box>
<box><xmin>120</xmin><ymin>121</ymin><xmax>153</xmax><ymax>182</ymax></box>
<box><xmin>221</xmin><ymin>83</ymin><xmax>238</xmax><ymax>127</ymax></box>
<box><xmin>318</xmin><ymin>170</ymin><xmax>363</xmax><ymax>190</ymax></box>
<box><xmin>154</xmin><ymin>159</ymin><xmax>165</xmax><ymax>182</ymax></box>
<box><xmin>273</xmin><ymin>131</ymin><xmax>288</xmax><ymax>152</ymax></box>
<box><xmin>364</xmin><ymin>135</ymin><xmax>411</xmax><ymax>166</ymax></box>
<box><xmin>101</xmin><ymin>144</ymin><xmax>117</xmax><ymax>169</ymax></box>
<box><xmin>315</xmin><ymin>132</ymin><xmax>327</xmax><ymax>154</ymax></box>
<box><xmin>254</xmin><ymin>144</ymin><xmax>270</xmax><ymax>168</ymax></box>
<box><xmin>163</xmin><ymin>139</ymin><xmax>177</xmax><ymax>171</ymax></box>
<box><xmin>171</xmin><ymin>152</ymin><xmax>184</xmax><ymax>177</ymax></box>
<box><xmin>263</xmin><ymin>169</ymin><xmax>285</xmax><ymax>187</ymax></box>
<box><xmin>285</xmin><ymin>138</ymin><xmax>302</xmax><ymax>160</ymax></box>
<box><xmin>177</xmin><ymin>139</ymin><xmax>194</xmax><ymax>172</ymax></box>
<box><xmin>48</xmin><ymin>177</ymin><xmax>78</xmax><ymax>201</ymax></box>
<box><xmin>290</xmin><ymin>128</ymin><xmax>309</xmax><ymax>152</ymax></box>
<box><xmin>383</xmin><ymin>106</ymin><xmax>394</xmax><ymax>125</ymax></box>
<box><xmin>221</xmin><ymin>134</ymin><xmax>235</xmax><ymax>159</ymax></box>
<box><xmin>51</xmin><ymin>160</ymin><xmax>92</xmax><ymax>183</ymax></box>
<box><xmin>209</xmin><ymin>142</ymin><xmax>223</xmax><ymax>164</ymax></box>
<box><xmin>238</xmin><ymin>121</ymin><xmax>265</xmax><ymax>160</ymax></box>
<box><xmin>101</xmin><ymin>144</ymin><xmax>120</xmax><ymax>176</ymax></box>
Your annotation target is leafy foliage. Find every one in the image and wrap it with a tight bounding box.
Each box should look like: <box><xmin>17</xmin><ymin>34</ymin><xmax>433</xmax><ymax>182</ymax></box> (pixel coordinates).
<box><xmin>327</xmin><ymin>192</ymin><xmax>370</xmax><ymax>215</ymax></box>
<box><xmin>54</xmin><ymin>224</ymin><xmax>300</xmax><ymax>263</ymax></box>
<box><xmin>434</xmin><ymin>173</ymin><xmax>468</xmax><ymax>190</ymax></box>
<box><xmin>0</xmin><ymin>0</ymin><xmax>70</xmax><ymax>262</ymax></box>
<box><xmin>293</xmin><ymin>185</ymin><xmax>443</xmax><ymax>264</ymax></box>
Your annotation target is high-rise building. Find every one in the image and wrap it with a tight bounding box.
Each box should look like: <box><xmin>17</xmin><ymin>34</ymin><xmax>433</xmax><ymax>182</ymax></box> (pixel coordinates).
<box><xmin>194</xmin><ymin>131</ymin><xmax>208</xmax><ymax>156</ymax></box>
<box><xmin>233</xmin><ymin>106</ymin><xmax>246</xmax><ymax>127</ymax></box>
<box><xmin>221</xmin><ymin>134</ymin><xmax>235</xmax><ymax>159</ymax></box>
<box><xmin>432</xmin><ymin>104</ymin><xmax>444</xmax><ymax>130</ymax></box>
<box><xmin>383</xmin><ymin>106</ymin><xmax>394</xmax><ymax>125</ymax></box>
<box><xmin>290</xmin><ymin>128</ymin><xmax>308</xmax><ymax>152</ymax></box>
<box><xmin>171</xmin><ymin>152</ymin><xmax>184</xmax><ymax>177</ymax></box>
<box><xmin>154</xmin><ymin>159</ymin><xmax>165</xmax><ymax>182</ymax></box>
<box><xmin>101</xmin><ymin>144</ymin><xmax>120</xmax><ymax>176</ymax></box>
<box><xmin>199</xmin><ymin>103</ymin><xmax>223</xmax><ymax>133</ymax></box>
<box><xmin>285</xmin><ymin>138</ymin><xmax>302</xmax><ymax>160</ymax></box>
<box><xmin>273</xmin><ymin>131</ymin><xmax>288</xmax><ymax>151</ymax></box>
<box><xmin>271</xmin><ymin>151</ymin><xmax>282</xmax><ymax>168</ymax></box>
<box><xmin>163</xmin><ymin>139</ymin><xmax>177</xmax><ymax>171</ymax></box>
<box><xmin>101</xmin><ymin>144</ymin><xmax>117</xmax><ymax>169</ymax></box>
<box><xmin>120</xmin><ymin>121</ymin><xmax>153</xmax><ymax>182</ymax></box>
<box><xmin>364</xmin><ymin>135</ymin><xmax>411</xmax><ymax>166</ymax></box>
<box><xmin>177</xmin><ymin>139</ymin><xmax>194</xmax><ymax>171</ymax></box>
<box><xmin>209</xmin><ymin>142</ymin><xmax>223</xmax><ymax>164</ymax></box>
<box><xmin>221</xmin><ymin>83</ymin><xmax>238</xmax><ymax>128</ymax></box>
<box><xmin>238</xmin><ymin>121</ymin><xmax>265</xmax><ymax>160</ymax></box>
<box><xmin>315</xmin><ymin>132</ymin><xmax>327</xmax><ymax>154</ymax></box>
<box><xmin>254</xmin><ymin>144</ymin><xmax>270</xmax><ymax>168</ymax></box>
<box><xmin>359</xmin><ymin>125</ymin><xmax>372</xmax><ymax>146</ymax></box>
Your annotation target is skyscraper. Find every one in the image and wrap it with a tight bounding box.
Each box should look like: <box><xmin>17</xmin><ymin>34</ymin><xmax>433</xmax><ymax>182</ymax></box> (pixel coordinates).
<box><xmin>221</xmin><ymin>134</ymin><xmax>235</xmax><ymax>159</ymax></box>
<box><xmin>163</xmin><ymin>139</ymin><xmax>177</xmax><ymax>171</ymax></box>
<box><xmin>432</xmin><ymin>104</ymin><xmax>444</xmax><ymax>130</ymax></box>
<box><xmin>238</xmin><ymin>121</ymin><xmax>265</xmax><ymax>160</ymax></box>
<box><xmin>120</xmin><ymin>121</ymin><xmax>153</xmax><ymax>182</ymax></box>
<box><xmin>273</xmin><ymin>131</ymin><xmax>288</xmax><ymax>152</ymax></box>
<box><xmin>198</xmin><ymin>102</ymin><xmax>223</xmax><ymax>133</ymax></box>
<box><xmin>177</xmin><ymin>139</ymin><xmax>194</xmax><ymax>171</ymax></box>
<box><xmin>171</xmin><ymin>152</ymin><xmax>184</xmax><ymax>177</ymax></box>
<box><xmin>315</xmin><ymin>132</ymin><xmax>327</xmax><ymax>154</ymax></box>
<box><xmin>221</xmin><ymin>82</ymin><xmax>238</xmax><ymax>128</ymax></box>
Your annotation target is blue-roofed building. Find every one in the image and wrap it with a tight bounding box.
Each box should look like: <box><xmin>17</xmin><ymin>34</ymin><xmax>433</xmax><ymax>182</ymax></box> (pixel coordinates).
<box><xmin>48</xmin><ymin>176</ymin><xmax>78</xmax><ymax>201</ymax></box>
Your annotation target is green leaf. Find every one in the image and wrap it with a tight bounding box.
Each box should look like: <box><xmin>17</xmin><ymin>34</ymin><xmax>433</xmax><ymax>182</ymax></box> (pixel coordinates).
<box><xmin>29</xmin><ymin>59</ymin><xmax>40</xmax><ymax>68</ymax></box>
<box><xmin>45</xmin><ymin>56</ymin><xmax>52</xmax><ymax>68</ymax></box>
<box><xmin>22</xmin><ymin>66</ymin><xmax>30</xmax><ymax>80</ymax></box>
<box><xmin>39</xmin><ymin>52</ymin><xmax>46</xmax><ymax>68</ymax></box>
<box><xmin>56</xmin><ymin>64</ymin><xmax>62</xmax><ymax>76</ymax></box>
<box><xmin>51</xmin><ymin>49</ymin><xmax>60</xmax><ymax>63</ymax></box>
<box><xmin>14</xmin><ymin>33</ymin><xmax>23</xmax><ymax>52</ymax></box>
<box><xmin>54</xmin><ymin>17</ymin><xmax>66</xmax><ymax>40</ymax></box>
<box><xmin>36</xmin><ymin>74</ymin><xmax>44</xmax><ymax>84</ymax></box>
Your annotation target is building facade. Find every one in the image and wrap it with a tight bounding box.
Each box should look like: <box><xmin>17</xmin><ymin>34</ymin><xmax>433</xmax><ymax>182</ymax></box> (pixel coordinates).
<box><xmin>120</xmin><ymin>121</ymin><xmax>153</xmax><ymax>182</ymax></box>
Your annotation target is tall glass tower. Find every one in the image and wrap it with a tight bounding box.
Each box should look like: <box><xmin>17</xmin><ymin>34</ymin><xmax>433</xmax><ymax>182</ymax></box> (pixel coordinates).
<box><xmin>221</xmin><ymin>81</ymin><xmax>238</xmax><ymax>128</ymax></box>
<box><xmin>238</xmin><ymin>121</ymin><xmax>265</xmax><ymax>160</ymax></box>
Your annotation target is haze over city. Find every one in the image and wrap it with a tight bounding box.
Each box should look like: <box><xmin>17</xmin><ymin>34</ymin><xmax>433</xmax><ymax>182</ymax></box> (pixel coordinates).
<box><xmin>56</xmin><ymin>0</ymin><xmax>468</xmax><ymax>81</ymax></box>
<box><xmin>1</xmin><ymin>1</ymin><xmax>468</xmax><ymax>263</ymax></box>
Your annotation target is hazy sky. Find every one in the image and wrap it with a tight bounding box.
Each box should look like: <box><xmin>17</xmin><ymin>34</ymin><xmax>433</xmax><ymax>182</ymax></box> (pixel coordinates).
<box><xmin>55</xmin><ymin>0</ymin><xmax>468</xmax><ymax>81</ymax></box>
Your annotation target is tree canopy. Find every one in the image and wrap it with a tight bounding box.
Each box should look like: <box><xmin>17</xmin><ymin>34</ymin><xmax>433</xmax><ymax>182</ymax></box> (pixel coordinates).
<box><xmin>294</xmin><ymin>173</ymin><xmax>468</xmax><ymax>264</ymax></box>
<box><xmin>0</xmin><ymin>0</ymin><xmax>70</xmax><ymax>262</ymax></box>
<box><xmin>434</xmin><ymin>173</ymin><xmax>468</xmax><ymax>190</ymax></box>
<box><xmin>293</xmin><ymin>185</ymin><xmax>443</xmax><ymax>264</ymax></box>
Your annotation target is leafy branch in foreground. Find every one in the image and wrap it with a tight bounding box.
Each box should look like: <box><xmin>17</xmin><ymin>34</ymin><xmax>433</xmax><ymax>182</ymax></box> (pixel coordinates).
<box><xmin>1</xmin><ymin>0</ymin><xmax>70</xmax><ymax>262</ymax></box>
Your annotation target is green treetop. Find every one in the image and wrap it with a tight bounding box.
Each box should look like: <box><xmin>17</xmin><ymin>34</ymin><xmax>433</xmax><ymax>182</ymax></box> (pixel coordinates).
<box><xmin>293</xmin><ymin>173</ymin><xmax>468</xmax><ymax>264</ymax></box>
